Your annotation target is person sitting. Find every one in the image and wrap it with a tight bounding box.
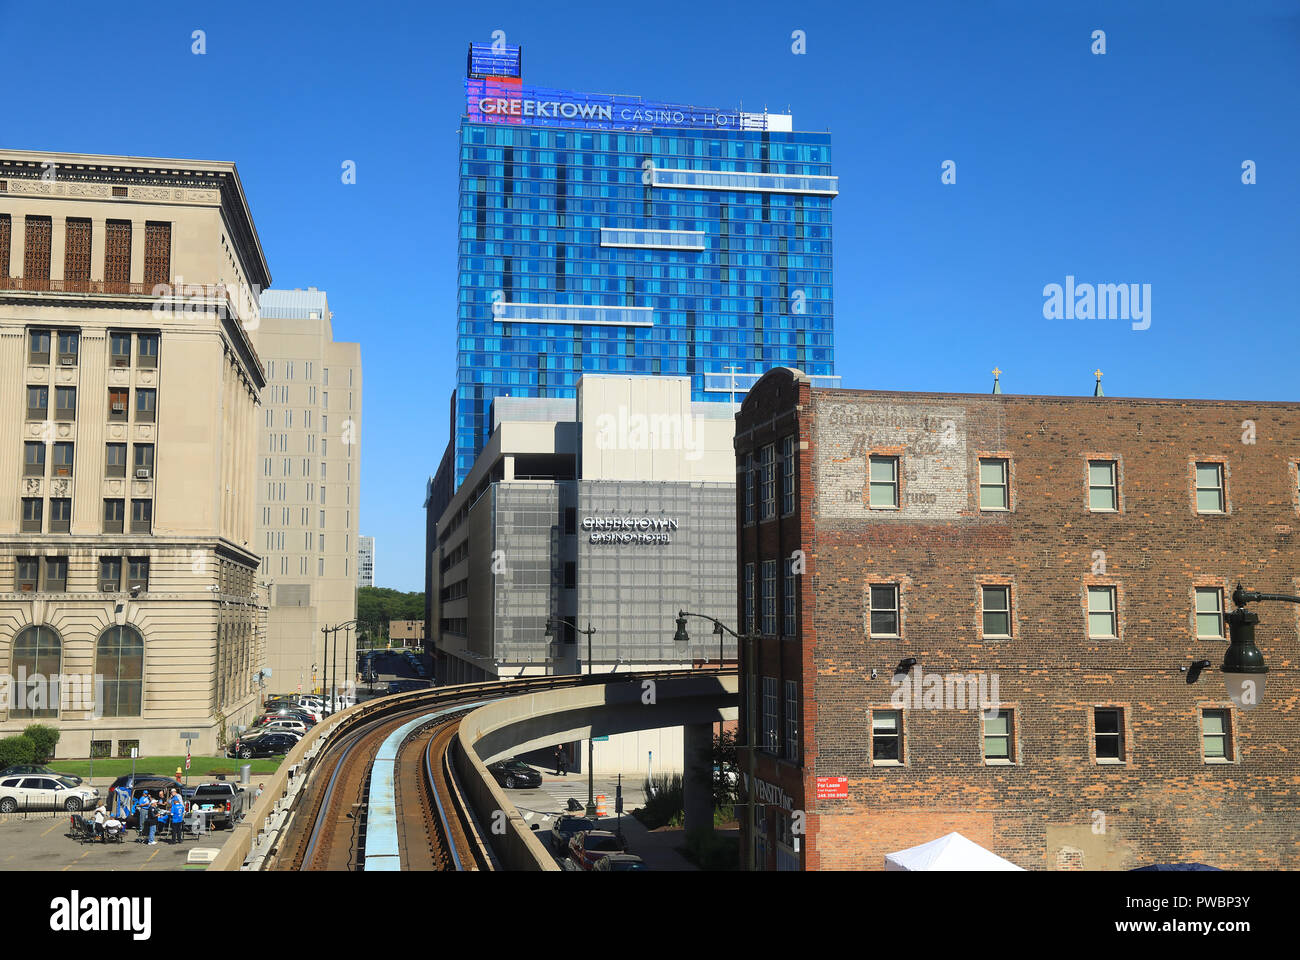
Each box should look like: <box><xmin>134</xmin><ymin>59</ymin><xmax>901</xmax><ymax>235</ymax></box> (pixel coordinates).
<box><xmin>90</xmin><ymin>803</ymin><xmax>107</xmax><ymax>841</ymax></box>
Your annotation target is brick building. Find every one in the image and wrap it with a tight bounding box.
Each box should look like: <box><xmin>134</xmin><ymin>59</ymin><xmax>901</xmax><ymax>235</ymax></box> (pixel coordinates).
<box><xmin>735</xmin><ymin>367</ymin><xmax>1300</xmax><ymax>871</ymax></box>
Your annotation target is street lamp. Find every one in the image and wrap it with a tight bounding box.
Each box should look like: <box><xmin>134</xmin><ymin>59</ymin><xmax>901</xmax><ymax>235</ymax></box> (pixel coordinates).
<box><xmin>1219</xmin><ymin>584</ymin><xmax>1285</xmax><ymax>709</ymax></box>
<box><xmin>546</xmin><ymin>616</ymin><xmax>598</xmax><ymax>816</ymax></box>
<box><xmin>674</xmin><ymin>610</ymin><xmax>753</xmax><ymax>868</ymax></box>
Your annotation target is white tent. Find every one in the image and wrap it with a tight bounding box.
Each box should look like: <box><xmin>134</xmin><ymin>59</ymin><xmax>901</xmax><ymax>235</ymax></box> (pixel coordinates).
<box><xmin>884</xmin><ymin>832</ymin><xmax>1025</xmax><ymax>871</ymax></box>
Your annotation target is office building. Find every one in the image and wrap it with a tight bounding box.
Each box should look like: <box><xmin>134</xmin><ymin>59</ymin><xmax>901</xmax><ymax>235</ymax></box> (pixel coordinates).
<box><xmin>736</xmin><ymin>367</ymin><xmax>1300</xmax><ymax>870</ymax></box>
<box><xmin>254</xmin><ymin>288</ymin><xmax>361</xmax><ymax>695</ymax></box>
<box><xmin>357</xmin><ymin>534</ymin><xmax>374</xmax><ymax>588</ymax></box>
<box><xmin>0</xmin><ymin>149</ymin><xmax>270</xmax><ymax>756</ymax></box>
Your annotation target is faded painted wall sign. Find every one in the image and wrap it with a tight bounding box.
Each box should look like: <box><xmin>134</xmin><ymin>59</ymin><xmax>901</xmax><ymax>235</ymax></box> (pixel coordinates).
<box><xmin>815</xmin><ymin>401</ymin><xmax>968</xmax><ymax>519</ymax></box>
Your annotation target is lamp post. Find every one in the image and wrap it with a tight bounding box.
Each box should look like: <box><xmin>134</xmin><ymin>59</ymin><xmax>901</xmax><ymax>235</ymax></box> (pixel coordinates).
<box><xmin>546</xmin><ymin>616</ymin><xmax>597</xmax><ymax>816</ymax></box>
<box><xmin>321</xmin><ymin>619</ymin><xmax>369</xmax><ymax>712</ymax></box>
<box><xmin>673</xmin><ymin>610</ymin><xmax>753</xmax><ymax>869</ymax></box>
<box><xmin>1219</xmin><ymin>584</ymin><xmax>1293</xmax><ymax>709</ymax></box>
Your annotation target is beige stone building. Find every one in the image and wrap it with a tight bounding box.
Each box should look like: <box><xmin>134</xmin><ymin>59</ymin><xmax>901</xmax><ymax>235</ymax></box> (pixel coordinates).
<box><xmin>0</xmin><ymin>149</ymin><xmax>270</xmax><ymax>757</ymax></box>
<box><xmin>253</xmin><ymin>288</ymin><xmax>360</xmax><ymax>697</ymax></box>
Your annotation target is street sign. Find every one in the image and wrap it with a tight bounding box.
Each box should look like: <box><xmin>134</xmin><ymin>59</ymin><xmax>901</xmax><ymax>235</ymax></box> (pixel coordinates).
<box><xmin>179</xmin><ymin>731</ymin><xmax>199</xmax><ymax>740</ymax></box>
<box><xmin>130</xmin><ymin>747</ymin><xmax>138</xmax><ymax>759</ymax></box>
<box><xmin>592</xmin><ymin>735</ymin><xmax>609</xmax><ymax>742</ymax></box>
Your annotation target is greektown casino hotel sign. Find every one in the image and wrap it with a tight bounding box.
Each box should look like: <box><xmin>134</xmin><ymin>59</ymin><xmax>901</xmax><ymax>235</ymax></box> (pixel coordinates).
<box><xmin>465</xmin><ymin>81</ymin><xmax>754</xmax><ymax>131</ymax></box>
<box><xmin>583</xmin><ymin>515</ymin><xmax>679</xmax><ymax>544</ymax></box>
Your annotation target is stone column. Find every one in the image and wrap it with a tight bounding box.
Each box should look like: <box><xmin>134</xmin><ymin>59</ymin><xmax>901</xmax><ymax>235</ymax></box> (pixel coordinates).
<box><xmin>682</xmin><ymin>722</ymin><xmax>714</xmax><ymax>838</ymax></box>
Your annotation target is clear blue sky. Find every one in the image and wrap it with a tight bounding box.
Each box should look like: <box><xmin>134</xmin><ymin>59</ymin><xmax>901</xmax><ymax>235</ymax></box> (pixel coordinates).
<box><xmin>4</xmin><ymin>0</ymin><xmax>1296</xmax><ymax>590</ymax></box>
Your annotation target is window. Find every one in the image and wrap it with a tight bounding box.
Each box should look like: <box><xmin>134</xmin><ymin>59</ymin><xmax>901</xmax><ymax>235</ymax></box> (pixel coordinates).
<box><xmin>143</xmin><ymin>222</ymin><xmax>171</xmax><ymax>286</ymax></box>
<box><xmin>15</xmin><ymin>557</ymin><xmax>39</xmax><ymax>592</ymax></box>
<box><xmin>873</xmin><ymin>710</ymin><xmax>903</xmax><ymax>763</ymax></box>
<box><xmin>1195</xmin><ymin>587</ymin><xmax>1224</xmax><ymax>639</ymax></box>
<box><xmin>104</xmin><ymin>220</ymin><xmax>131</xmax><ymax>286</ymax></box>
<box><xmin>1088</xmin><ymin>460</ymin><xmax>1118</xmax><ymax>511</ymax></box>
<box><xmin>984</xmin><ymin>710</ymin><xmax>1015</xmax><ymax>763</ymax></box>
<box><xmin>26</xmin><ymin>385</ymin><xmax>48</xmax><ymax>420</ymax></box>
<box><xmin>110</xmin><ymin>332</ymin><xmax>131</xmax><ymax>365</ymax></box>
<box><xmin>137</xmin><ymin>333</ymin><xmax>159</xmax><ymax>367</ymax></box>
<box><xmin>784</xmin><ymin>680</ymin><xmax>799</xmax><ymax>761</ymax></box>
<box><xmin>105</xmin><ymin>443</ymin><xmax>127</xmax><ymax>478</ymax></box>
<box><xmin>761</xmin><ymin>560</ymin><xmax>777</xmax><ymax>635</ymax></box>
<box><xmin>868</xmin><ymin>584</ymin><xmax>900</xmax><ymax>637</ymax></box>
<box><xmin>1202</xmin><ymin>709</ymin><xmax>1233</xmax><ymax>762</ymax></box>
<box><xmin>783</xmin><ymin>557</ymin><xmax>796</xmax><ymax>636</ymax></box>
<box><xmin>134</xmin><ymin>444</ymin><xmax>154</xmax><ymax>477</ymax></box>
<box><xmin>761</xmin><ymin>677</ymin><xmax>779</xmax><ymax>754</ymax></box>
<box><xmin>100</xmin><ymin>557</ymin><xmax>123</xmax><ymax>593</ymax></box>
<box><xmin>1094</xmin><ymin>707</ymin><xmax>1125</xmax><ymax>762</ymax></box>
<box><xmin>127</xmin><ymin>557</ymin><xmax>149</xmax><ymax>591</ymax></box>
<box><xmin>135</xmin><ymin>388</ymin><xmax>156</xmax><ymax>423</ymax></box>
<box><xmin>759</xmin><ymin>443</ymin><xmax>776</xmax><ymax>520</ymax></box>
<box><xmin>130</xmin><ymin>499</ymin><xmax>152</xmax><ymax>533</ymax></box>
<box><xmin>744</xmin><ymin>563</ymin><xmax>756</xmax><ymax>633</ymax></box>
<box><xmin>1195</xmin><ymin>462</ymin><xmax>1225</xmax><ymax>513</ymax></box>
<box><xmin>44</xmin><ymin>556</ymin><xmax>67</xmax><ymax>592</ymax></box>
<box><xmin>49</xmin><ymin>498</ymin><xmax>71</xmax><ymax>533</ymax></box>
<box><xmin>96</xmin><ymin>626</ymin><xmax>144</xmax><ymax>717</ymax></box>
<box><xmin>10</xmin><ymin>626</ymin><xmax>60</xmax><ymax>718</ymax></box>
<box><xmin>108</xmin><ymin>388</ymin><xmax>129</xmax><ymax>421</ymax></box>
<box><xmin>978</xmin><ymin>458</ymin><xmax>1009</xmax><ymax>510</ymax></box>
<box><xmin>23</xmin><ymin>442</ymin><xmax>45</xmax><ymax>477</ymax></box>
<box><xmin>64</xmin><ymin>218</ymin><xmax>91</xmax><ymax>282</ymax></box>
<box><xmin>0</xmin><ymin>213</ymin><xmax>9</xmax><ymax>278</ymax></box>
<box><xmin>780</xmin><ymin>435</ymin><xmax>796</xmax><ymax>515</ymax></box>
<box><xmin>57</xmin><ymin>331</ymin><xmax>79</xmax><ymax>364</ymax></box>
<box><xmin>21</xmin><ymin>497</ymin><xmax>42</xmax><ymax>532</ymax></box>
<box><xmin>1087</xmin><ymin>586</ymin><xmax>1118</xmax><ymax>638</ymax></box>
<box><xmin>743</xmin><ymin>455</ymin><xmax>755</xmax><ymax>525</ymax></box>
<box><xmin>54</xmin><ymin>386</ymin><xmax>76</xmax><ymax>420</ymax></box>
<box><xmin>51</xmin><ymin>442</ymin><xmax>73</xmax><ymax>477</ymax></box>
<box><xmin>28</xmin><ymin>329</ymin><xmax>50</xmax><ymax>364</ymax></box>
<box><xmin>869</xmin><ymin>455</ymin><xmax>898</xmax><ymax>508</ymax></box>
<box><xmin>103</xmin><ymin>498</ymin><xmax>125</xmax><ymax>533</ymax></box>
<box><xmin>981</xmin><ymin>585</ymin><xmax>1011</xmax><ymax>638</ymax></box>
<box><xmin>23</xmin><ymin>215</ymin><xmax>52</xmax><ymax>281</ymax></box>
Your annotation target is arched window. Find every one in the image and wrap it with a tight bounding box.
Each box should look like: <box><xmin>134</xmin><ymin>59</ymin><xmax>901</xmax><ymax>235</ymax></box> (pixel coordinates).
<box><xmin>10</xmin><ymin>625</ymin><xmax>61</xmax><ymax>718</ymax></box>
<box><xmin>96</xmin><ymin>626</ymin><xmax>143</xmax><ymax>718</ymax></box>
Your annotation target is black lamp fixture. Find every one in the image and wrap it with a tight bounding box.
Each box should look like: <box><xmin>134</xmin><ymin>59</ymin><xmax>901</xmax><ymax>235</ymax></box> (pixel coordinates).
<box><xmin>1220</xmin><ymin>584</ymin><xmax>1279</xmax><ymax>710</ymax></box>
<box><xmin>1183</xmin><ymin>659</ymin><xmax>1213</xmax><ymax>685</ymax></box>
<box><xmin>673</xmin><ymin>613</ymin><xmax>690</xmax><ymax>645</ymax></box>
<box><xmin>894</xmin><ymin>657</ymin><xmax>918</xmax><ymax>676</ymax></box>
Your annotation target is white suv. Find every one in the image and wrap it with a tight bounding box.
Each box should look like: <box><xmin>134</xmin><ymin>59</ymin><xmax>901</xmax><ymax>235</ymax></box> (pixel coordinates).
<box><xmin>0</xmin><ymin>775</ymin><xmax>99</xmax><ymax>812</ymax></box>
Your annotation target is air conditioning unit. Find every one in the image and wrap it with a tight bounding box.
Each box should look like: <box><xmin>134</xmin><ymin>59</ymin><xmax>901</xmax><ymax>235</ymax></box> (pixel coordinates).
<box><xmin>55</xmin><ymin>467</ymin><xmax>70</xmax><ymax>477</ymax></box>
<box><xmin>100</xmin><ymin>581</ymin><xmax>118</xmax><ymax>593</ymax></box>
<box><xmin>20</xmin><ymin>583</ymin><xmax>34</xmax><ymax>592</ymax></box>
<box><xmin>59</xmin><ymin>356</ymin><xmax>74</xmax><ymax>365</ymax></box>
<box><xmin>112</xmin><ymin>356</ymin><xmax>129</xmax><ymax>367</ymax></box>
<box><xmin>135</xmin><ymin>468</ymin><xmax>151</xmax><ymax>479</ymax></box>
<box><xmin>111</xmin><ymin>402</ymin><xmax>126</xmax><ymax>412</ymax></box>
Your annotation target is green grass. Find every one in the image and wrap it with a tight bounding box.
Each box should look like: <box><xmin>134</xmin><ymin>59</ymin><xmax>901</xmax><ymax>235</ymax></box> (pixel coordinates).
<box><xmin>49</xmin><ymin>755</ymin><xmax>284</xmax><ymax>779</ymax></box>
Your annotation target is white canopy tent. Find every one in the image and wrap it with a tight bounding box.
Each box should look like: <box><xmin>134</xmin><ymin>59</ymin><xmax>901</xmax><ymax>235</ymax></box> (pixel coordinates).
<box><xmin>884</xmin><ymin>832</ymin><xmax>1025</xmax><ymax>871</ymax></box>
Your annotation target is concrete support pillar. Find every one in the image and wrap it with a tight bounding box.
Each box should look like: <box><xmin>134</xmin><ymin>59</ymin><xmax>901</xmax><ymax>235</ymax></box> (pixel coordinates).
<box><xmin>682</xmin><ymin>722</ymin><xmax>713</xmax><ymax>838</ymax></box>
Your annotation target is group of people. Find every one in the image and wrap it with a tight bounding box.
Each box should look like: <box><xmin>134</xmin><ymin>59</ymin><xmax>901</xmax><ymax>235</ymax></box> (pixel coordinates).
<box><xmin>106</xmin><ymin>789</ymin><xmax>189</xmax><ymax>845</ymax></box>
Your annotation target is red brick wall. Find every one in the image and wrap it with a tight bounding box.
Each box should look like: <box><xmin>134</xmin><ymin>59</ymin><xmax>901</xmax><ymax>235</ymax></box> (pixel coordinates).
<box><xmin>740</xmin><ymin>370</ymin><xmax>1300</xmax><ymax>870</ymax></box>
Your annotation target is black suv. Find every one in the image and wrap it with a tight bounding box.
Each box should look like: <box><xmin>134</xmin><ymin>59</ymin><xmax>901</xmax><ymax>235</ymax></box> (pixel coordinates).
<box><xmin>227</xmin><ymin>731</ymin><xmax>299</xmax><ymax>759</ymax></box>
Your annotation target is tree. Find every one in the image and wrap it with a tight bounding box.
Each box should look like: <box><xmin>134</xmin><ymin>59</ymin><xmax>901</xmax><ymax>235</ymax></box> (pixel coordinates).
<box><xmin>0</xmin><ymin>736</ymin><xmax>35</xmax><ymax>769</ymax></box>
<box><xmin>23</xmin><ymin>724</ymin><xmax>59</xmax><ymax>763</ymax></box>
<box><xmin>356</xmin><ymin>587</ymin><xmax>425</xmax><ymax>643</ymax></box>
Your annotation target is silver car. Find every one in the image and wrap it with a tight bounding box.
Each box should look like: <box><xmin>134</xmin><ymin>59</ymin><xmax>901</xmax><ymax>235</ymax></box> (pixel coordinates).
<box><xmin>0</xmin><ymin>775</ymin><xmax>99</xmax><ymax>812</ymax></box>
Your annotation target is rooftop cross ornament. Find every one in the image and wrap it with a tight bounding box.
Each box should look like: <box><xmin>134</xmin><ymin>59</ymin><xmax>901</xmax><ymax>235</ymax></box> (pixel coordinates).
<box><xmin>1093</xmin><ymin>369</ymin><xmax>1104</xmax><ymax>397</ymax></box>
<box><xmin>991</xmin><ymin>367</ymin><xmax>1002</xmax><ymax>395</ymax></box>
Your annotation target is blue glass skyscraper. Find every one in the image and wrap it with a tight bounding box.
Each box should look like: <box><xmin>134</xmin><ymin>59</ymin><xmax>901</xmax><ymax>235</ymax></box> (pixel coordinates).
<box><xmin>440</xmin><ymin>41</ymin><xmax>838</xmax><ymax>495</ymax></box>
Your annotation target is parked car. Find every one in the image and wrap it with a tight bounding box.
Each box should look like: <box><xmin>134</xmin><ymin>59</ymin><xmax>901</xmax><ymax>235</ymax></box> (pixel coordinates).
<box><xmin>549</xmin><ymin>815</ymin><xmax>594</xmax><ymax>852</ymax></box>
<box><xmin>593</xmin><ymin>853</ymin><xmax>648</xmax><ymax>871</ymax></box>
<box><xmin>226</xmin><ymin>731</ymin><xmax>300</xmax><ymax>759</ymax></box>
<box><xmin>259</xmin><ymin>718</ymin><xmax>307</xmax><ymax>736</ymax></box>
<box><xmin>0</xmin><ymin>775</ymin><xmax>99</xmax><ymax>812</ymax></box>
<box><xmin>568</xmin><ymin>830</ymin><xmax>628</xmax><ymax>870</ymax></box>
<box><xmin>0</xmin><ymin>765</ymin><xmax>82</xmax><ymax>786</ymax></box>
<box><xmin>189</xmin><ymin>782</ymin><xmax>246</xmax><ymax>829</ymax></box>
<box><xmin>487</xmin><ymin>758</ymin><xmax>543</xmax><ymax>789</ymax></box>
<box><xmin>259</xmin><ymin>706</ymin><xmax>317</xmax><ymax>727</ymax></box>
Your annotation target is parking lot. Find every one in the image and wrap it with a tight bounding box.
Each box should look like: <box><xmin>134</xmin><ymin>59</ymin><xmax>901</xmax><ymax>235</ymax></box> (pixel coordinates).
<box><xmin>0</xmin><ymin>811</ymin><xmax>221</xmax><ymax>871</ymax></box>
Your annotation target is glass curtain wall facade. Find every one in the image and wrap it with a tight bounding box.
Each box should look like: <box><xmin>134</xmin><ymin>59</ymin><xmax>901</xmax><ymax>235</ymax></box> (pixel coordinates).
<box><xmin>452</xmin><ymin>47</ymin><xmax>836</xmax><ymax>488</ymax></box>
